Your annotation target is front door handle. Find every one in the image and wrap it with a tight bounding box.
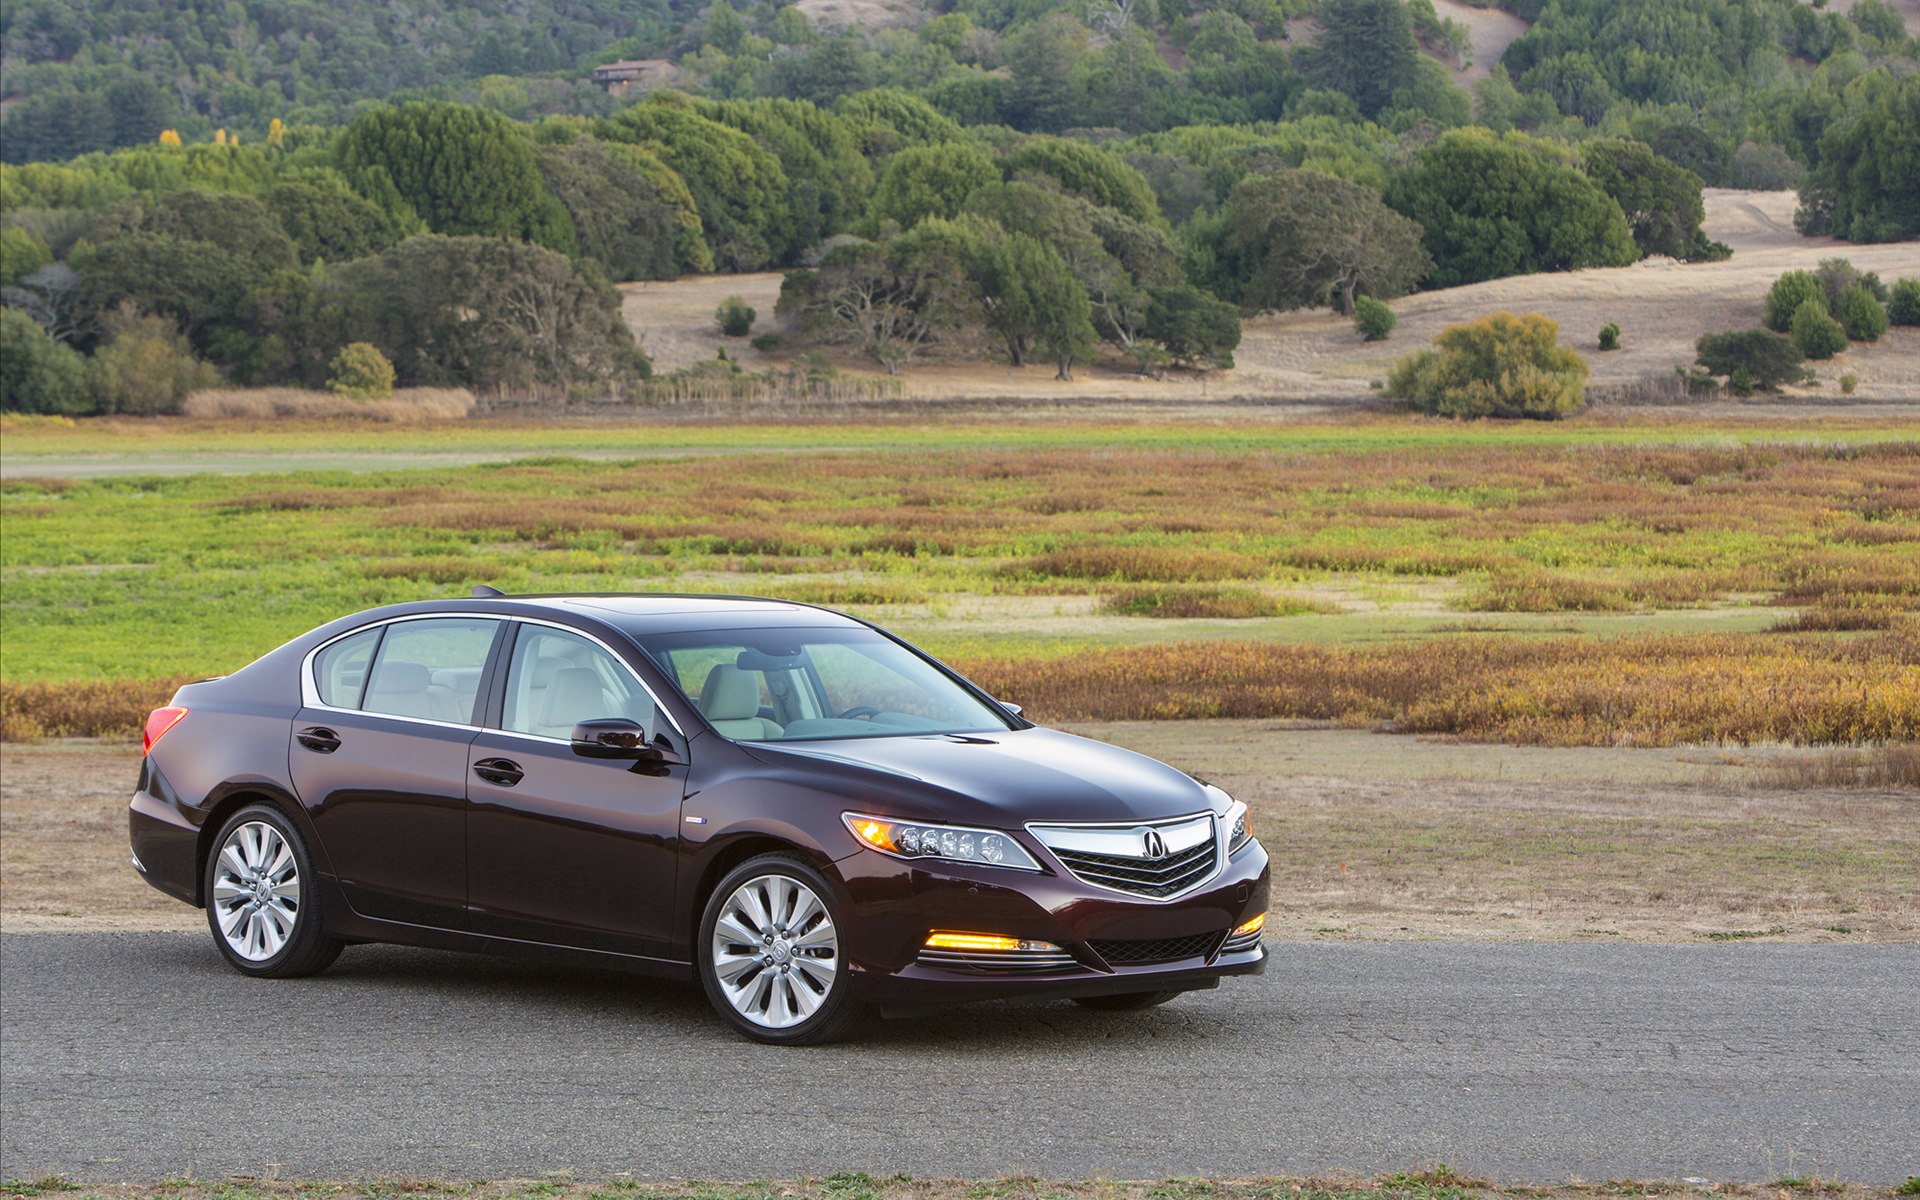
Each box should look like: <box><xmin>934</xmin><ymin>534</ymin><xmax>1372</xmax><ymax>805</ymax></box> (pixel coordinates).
<box><xmin>296</xmin><ymin>726</ymin><xmax>341</xmax><ymax>754</ymax></box>
<box><xmin>473</xmin><ymin>757</ymin><xmax>524</xmax><ymax>787</ymax></box>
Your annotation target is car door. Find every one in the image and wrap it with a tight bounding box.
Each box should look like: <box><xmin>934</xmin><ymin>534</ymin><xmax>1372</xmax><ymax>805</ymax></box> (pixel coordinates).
<box><xmin>291</xmin><ymin>616</ymin><xmax>504</xmax><ymax>929</ymax></box>
<box><xmin>464</xmin><ymin>622</ymin><xmax>688</xmax><ymax>959</ymax></box>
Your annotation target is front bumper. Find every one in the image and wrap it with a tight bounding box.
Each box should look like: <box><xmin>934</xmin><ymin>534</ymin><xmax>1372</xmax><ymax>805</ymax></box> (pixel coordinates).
<box><xmin>836</xmin><ymin>837</ymin><xmax>1271</xmax><ymax>1009</ymax></box>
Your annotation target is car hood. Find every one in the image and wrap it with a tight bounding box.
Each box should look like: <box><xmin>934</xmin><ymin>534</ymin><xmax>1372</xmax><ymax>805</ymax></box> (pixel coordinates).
<box><xmin>743</xmin><ymin>727</ymin><xmax>1219</xmax><ymax>825</ymax></box>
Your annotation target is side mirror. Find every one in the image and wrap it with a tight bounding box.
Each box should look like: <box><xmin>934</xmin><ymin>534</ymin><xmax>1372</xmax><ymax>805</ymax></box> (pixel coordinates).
<box><xmin>998</xmin><ymin>699</ymin><xmax>1023</xmax><ymax>716</ymax></box>
<box><xmin>571</xmin><ymin>717</ymin><xmax>652</xmax><ymax>759</ymax></box>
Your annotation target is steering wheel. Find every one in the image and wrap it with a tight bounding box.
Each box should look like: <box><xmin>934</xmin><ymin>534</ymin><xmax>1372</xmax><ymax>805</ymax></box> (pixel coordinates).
<box><xmin>835</xmin><ymin>705</ymin><xmax>881</xmax><ymax>721</ymax></box>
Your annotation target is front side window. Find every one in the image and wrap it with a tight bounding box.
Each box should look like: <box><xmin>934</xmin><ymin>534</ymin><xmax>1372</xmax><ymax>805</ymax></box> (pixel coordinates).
<box><xmin>359</xmin><ymin>618</ymin><xmax>498</xmax><ymax>724</ymax></box>
<box><xmin>638</xmin><ymin>626</ymin><xmax>1012</xmax><ymax>742</ymax></box>
<box><xmin>501</xmin><ymin>625</ymin><xmax>655</xmax><ymax>739</ymax></box>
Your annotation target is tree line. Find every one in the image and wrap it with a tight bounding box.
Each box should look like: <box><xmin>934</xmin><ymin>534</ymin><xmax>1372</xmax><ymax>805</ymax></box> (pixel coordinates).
<box><xmin>4</xmin><ymin>0</ymin><xmax>1915</xmax><ymax>246</ymax></box>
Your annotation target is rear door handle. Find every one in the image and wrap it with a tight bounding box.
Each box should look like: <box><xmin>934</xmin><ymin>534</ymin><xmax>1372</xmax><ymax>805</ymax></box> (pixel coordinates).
<box><xmin>296</xmin><ymin>726</ymin><xmax>341</xmax><ymax>754</ymax></box>
<box><xmin>473</xmin><ymin>757</ymin><xmax>524</xmax><ymax>787</ymax></box>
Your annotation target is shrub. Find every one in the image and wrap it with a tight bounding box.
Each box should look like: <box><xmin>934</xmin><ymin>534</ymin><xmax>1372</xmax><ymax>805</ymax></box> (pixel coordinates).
<box><xmin>327</xmin><ymin>342</ymin><xmax>397</xmax><ymax>400</ymax></box>
<box><xmin>1694</xmin><ymin>329</ymin><xmax>1806</xmax><ymax>391</ymax></box>
<box><xmin>1840</xmin><ymin>372</ymin><xmax>1859</xmax><ymax>395</ymax></box>
<box><xmin>1598</xmin><ymin>322</ymin><xmax>1621</xmax><ymax>351</ymax></box>
<box><xmin>716</xmin><ymin>295</ymin><xmax>757</xmax><ymax>337</ymax></box>
<box><xmin>1814</xmin><ymin>257</ymin><xmax>1887</xmax><ymax>311</ymax></box>
<box><xmin>1835</xmin><ymin>283</ymin><xmax>1889</xmax><ymax>342</ymax></box>
<box><xmin>1764</xmin><ymin>271</ymin><xmax>1825</xmax><ymax>333</ymax></box>
<box><xmin>1791</xmin><ymin>297</ymin><xmax>1848</xmax><ymax>360</ymax></box>
<box><xmin>1888</xmin><ymin>278</ymin><xmax>1920</xmax><ymax>326</ymax></box>
<box><xmin>1353</xmin><ymin>296</ymin><xmax>1397</xmax><ymax>341</ymax></box>
<box><xmin>0</xmin><ymin>307</ymin><xmax>91</xmax><ymax>414</ymax></box>
<box><xmin>1385</xmin><ymin>311</ymin><xmax>1588</xmax><ymax>419</ymax></box>
<box><xmin>89</xmin><ymin>313</ymin><xmax>221</xmax><ymax>414</ymax></box>
<box><xmin>749</xmin><ymin>332</ymin><xmax>785</xmax><ymax>352</ymax></box>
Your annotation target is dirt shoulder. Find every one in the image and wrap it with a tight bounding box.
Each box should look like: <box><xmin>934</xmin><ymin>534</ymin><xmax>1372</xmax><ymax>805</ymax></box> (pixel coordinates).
<box><xmin>5</xmin><ymin>727</ymin><xmax>1913</xmax><ymax>941</ymax></box>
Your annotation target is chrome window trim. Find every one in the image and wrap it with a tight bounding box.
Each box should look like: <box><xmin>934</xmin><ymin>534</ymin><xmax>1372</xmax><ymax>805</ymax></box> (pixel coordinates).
<box><xmin>1023</xmin><ymin>810</ymin><xmax>1226</xmax><ymax>904</ymax></box>
<box><xmin>299</xmin><ymin>612</ymin><xmax>685</xmax><ymax>737</ymax></box>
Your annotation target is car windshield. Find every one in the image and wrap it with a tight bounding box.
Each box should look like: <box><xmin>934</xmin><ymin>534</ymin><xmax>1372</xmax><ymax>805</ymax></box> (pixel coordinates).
<box><xmin>634</xmin><ymin>626</ymin><xmax>1014</xmax><ymax>742</ymax></box>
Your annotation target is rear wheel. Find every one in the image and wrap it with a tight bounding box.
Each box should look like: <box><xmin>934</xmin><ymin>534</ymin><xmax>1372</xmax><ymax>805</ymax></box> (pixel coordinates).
<box><xmin>204</xmin><ymin>803</ymin><xmax>342</xmax><ymax>978</ymax></box>
<box><xmin>1073</xmin><ymin>989</ymin><xmax>1183</xmax><ymax>1011</ymax></box>
<box><xmin>697</xmin><ymin>854</ymin><xmax>869</xmax><ymax>1045</ymax></box>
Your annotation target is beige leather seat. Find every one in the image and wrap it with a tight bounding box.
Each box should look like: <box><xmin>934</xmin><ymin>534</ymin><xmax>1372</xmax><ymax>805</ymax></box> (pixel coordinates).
<box><xmin>698</xmin><ymin>665</ymin><xmax>783</xmax><ymax>740</ymax></box>
<box><xmin>366</xmin><ymin>661</ymin><xmax>464</xmax><ymax>721</ymax></box>
<box><xmin>535</xmin><ymin>667</ymin><xmax>613</xmax><ymax>738</ymax></box>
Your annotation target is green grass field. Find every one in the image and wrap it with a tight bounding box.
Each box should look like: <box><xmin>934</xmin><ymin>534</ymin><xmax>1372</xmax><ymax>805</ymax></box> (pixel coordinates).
<box><xmin>2</xmin><ymin>414</ymin><xmax>1916</xmax><ymax>744</ymax></box>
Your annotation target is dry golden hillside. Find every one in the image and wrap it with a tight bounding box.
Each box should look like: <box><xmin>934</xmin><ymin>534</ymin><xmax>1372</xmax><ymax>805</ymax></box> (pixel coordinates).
<box><xmin>620</xmin><ymin>189</ymin><xmax>1920</xmax><ymax>404</ymax></box>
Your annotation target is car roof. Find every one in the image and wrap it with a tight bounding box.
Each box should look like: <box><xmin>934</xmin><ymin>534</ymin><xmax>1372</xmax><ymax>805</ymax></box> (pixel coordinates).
<box><xmin>406</xmin><ymin>593</ymin><xmax>869</xmax><ymax>637</ymax></box>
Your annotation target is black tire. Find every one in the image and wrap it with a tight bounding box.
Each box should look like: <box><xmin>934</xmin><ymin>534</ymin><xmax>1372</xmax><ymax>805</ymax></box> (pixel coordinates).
<box><xmin>697</xmin><ymin>853</ymin><xmax>870</xmax><ymax>1045</ymax></box>
<box><xmin>203</xmin><ymin>803</ymin><xmax>343</xmax><ymax>978</ymax></box>
<box><xmin>1073</xmin><ymin>989</ymin><xmax>1184</xmax><ymax>1011</ymax></box>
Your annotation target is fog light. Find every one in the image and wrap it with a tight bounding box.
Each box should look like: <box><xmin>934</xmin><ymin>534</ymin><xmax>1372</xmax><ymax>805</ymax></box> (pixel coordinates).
<box><xmin>1232</xmin><ymin>912</ymin><xmax>1266</xmax><ymax>937</ymax></box>
<box><xmin>925</xmin><ymin>931</ymin><xmax>1060</xmax><ymax>953</ymax></box>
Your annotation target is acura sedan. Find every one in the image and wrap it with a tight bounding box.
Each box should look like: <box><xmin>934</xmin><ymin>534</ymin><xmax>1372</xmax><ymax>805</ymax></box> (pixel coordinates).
<box><xmin>131</xmin><ymin>593</ymin><xmax>1269</xmax><ymax>1043</ymax></box>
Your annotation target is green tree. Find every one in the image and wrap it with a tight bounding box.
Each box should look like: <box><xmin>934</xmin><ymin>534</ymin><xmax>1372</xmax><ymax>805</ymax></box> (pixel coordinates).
<box><xmin>76</xmin><ymin>234</ymin><xmax>262</xmax><ymax>357</ymax></box>
<box><xmin>834</xmin><ymin>89</ymin><xmax>963</xmax><ymax>153</ymax></box>
<box><xmin>1798</xmin><ymin>72</ymin><xmax>1920</xmax><ymax>243</ymax></box>
<box><xmin>1145</xmin><ymin>283</ymin><xmax>1240</xmax><ymax>369</ymax></box>
<box><xmin>700</xmin><ymin>98</ymin><xmax>873</xmax><ymax>248</ymax></box>
<box><xmin>1386</xmin><ymin>311</ymin><xmax>1589</xmax><ymax>419</ymax></box>
<box><xmin>1694</xmin><ymin>329</ymin><xmax>1808</xmax><ymax>391</ymax></box>
<box><xmin>330</xmin><ymin>235</ymin><xmax>646</xmax><ymax>390</ymax></box>
<box><xmin>1004</xmin><ymin>13</ymin><xmax>1089</xmax><ymax>133</ymax></box>
<box><xmin>263</xmin><ymin>178</ymin><xmax>407</xmax><ymax>265</ymax></box>
<box><xmin>0</xmin><ymin>306</ymin><xmax>92</xmax><ymax>413</ymax></box>
<box><xmin>1006</xmin><ymin>137</ymin><xmax>1164</xmax><ymax>227</ymax></box>
<box><xmin>868</xmin><ymin>142</ymin><xmax>1000</xmax><ymax>231</ymax></box>
<box><xmin>1835</xmin><ymin>282</ymin><xmax>1889</xmax><ymax>342</ymax></box>
<box><xmin>1764</xmin><ymin>271</ymin><xmax>1826</xmax><ymax>333</ymax></box>
<box><xmin>534</xmin><ymin>139</ymin><xmax>711</xmax><ymax>280</ymax></box>
<box><xmin>1790</xmin><ymin>296</ymin><xmax>1848</xmax><ymax>359</ymax></box>
<box><xmin>1304</xmin><ymin>0</ymin><xmax>1418</xmax><ymax>121</ymax></box>
<box><xmin>0</xmin><ymin>226</ymin><xmax>52</xmax><ymax>287</ymax></box>
<box><xmin>1385</xmin><ymin>129</ymin><xmax>1638</xmax><ymax>288</ymax></box>
<box><xmin>716</xmin><ymin>295</ymin><xmax>757</xmax><ymax>336</ymax></box>
<box><xmin>1887</xmin><ymin>278</ymin><xmax>1920</xmax><ymax>325</ymax></box>
<box><xmin>1580</xmin><ymin>138</ymin><xmax>1707</xmax><ymax>260</ymax></box>
<box><xmin>1225</xmin><ymin>168</ymin><xmax>1430</xmax><ymax>313</ymax></box>
<box><xmin>327</xmin><ymin>342</ymin><xmax>396</xmax><ymax>399</ymax></box>
<box><xmin>89</xmin><ymin>190</ymin><xmax>299</xmax><ymax>271</ymax></box>
<box><xmin>600</xmin><ymin>93</ymin><xmax>793</xmax><ymax>269</ymax></box>
<box><xmin>776</xmin><ymin>227</ymin><xmax>977</xmax><ymax>376</ymax></box>
<box><xmin>336</xmin><ymin>102</ymin><xmax>575</xmax><ymax>253</ymax></box>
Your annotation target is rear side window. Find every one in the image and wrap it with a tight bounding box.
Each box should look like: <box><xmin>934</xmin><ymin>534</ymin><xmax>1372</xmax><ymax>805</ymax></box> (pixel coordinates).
<box><xmin>359</xmin><ymin>619</ymin><xmax>499</xmax><ymax>725</ymax></box>
<box><xmin>312</xmin><ymin>628</ymin><xmax>381</xmax><ymax>709</ymax></box>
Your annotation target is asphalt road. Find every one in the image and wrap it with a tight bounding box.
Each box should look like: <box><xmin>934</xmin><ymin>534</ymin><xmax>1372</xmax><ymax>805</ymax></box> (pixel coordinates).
<box><xmin>2</xmin><ymin>933</ymin><xmax>1915</xmax><ymax>1184</ymax></box>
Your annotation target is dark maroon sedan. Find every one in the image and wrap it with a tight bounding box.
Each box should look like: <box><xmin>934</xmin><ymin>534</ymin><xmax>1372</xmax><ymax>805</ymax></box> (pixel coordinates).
<box><xmin>131</xmin><ymin>593</ymin><xmax>1268</xmax><ymax>1043</ymax></box>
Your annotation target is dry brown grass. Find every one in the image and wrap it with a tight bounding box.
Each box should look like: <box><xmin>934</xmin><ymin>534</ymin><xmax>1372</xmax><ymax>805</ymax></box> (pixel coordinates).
<box><xmin>959</xmin><ymin>633</ymin><xmax>1920</xmax><ymax>746</ymax></box>
<box><xmin>0</xmin><ymin>677</ymin><xmax>192</xmax><ymax>742</ymax></box>
<box><xmin>1759</xmin><ymin>743</ymin><xmax>1920</xmax><ymax>790</ymax></box>
<box><xmin>181</xmin><ymin>387</ymin><xmax>476</xmax><ymax>421</ymax></box>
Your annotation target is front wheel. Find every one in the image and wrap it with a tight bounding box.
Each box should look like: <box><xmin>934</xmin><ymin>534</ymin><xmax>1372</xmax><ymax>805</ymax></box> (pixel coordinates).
<box><xmin>1073</xmin><ymin>989</ymin><xmax>1183</xmax><ymax>1011</ymax></box>
<box><xmin>698</xmin><ymin>854</ymin><xmax>869</xmax><ymax>1045</ymax></box>
<box><xmin>204</xmin><ymin>803</ymin><xmax>342</xmax><ymax>978</ymax></box>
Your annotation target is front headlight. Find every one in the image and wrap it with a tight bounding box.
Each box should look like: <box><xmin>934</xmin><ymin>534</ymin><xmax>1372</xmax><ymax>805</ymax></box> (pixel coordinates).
<box><xmin>1226</xmin><ymin>800</ymin><xmax>1254</xmax><ymax>852</ymax></box>
<box><xmin>843</xmin><ymin>812</ymin><xmax>1042</xmax><ymax>871</ymax></box>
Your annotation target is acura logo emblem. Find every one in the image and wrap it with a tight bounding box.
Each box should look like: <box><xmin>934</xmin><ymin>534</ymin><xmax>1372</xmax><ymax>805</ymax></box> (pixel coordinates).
<box><xmin>1142</xmin><ymin>829</ymin><xmax>1168</xmax><ymax>859</ymax></box>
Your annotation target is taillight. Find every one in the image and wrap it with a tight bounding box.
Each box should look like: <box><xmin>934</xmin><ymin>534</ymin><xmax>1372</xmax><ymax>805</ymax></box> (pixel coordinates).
<box><xmin>143</xmin><ymin>706</ymin><xmax>188</xmax><ymax>755</ymax></box>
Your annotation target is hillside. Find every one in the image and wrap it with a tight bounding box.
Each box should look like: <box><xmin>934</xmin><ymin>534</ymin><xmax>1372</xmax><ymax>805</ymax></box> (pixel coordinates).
<box><xmin>621</xmin><ymin>190</ymin><xmax>1920</xmax><ymax>403</ymax></box>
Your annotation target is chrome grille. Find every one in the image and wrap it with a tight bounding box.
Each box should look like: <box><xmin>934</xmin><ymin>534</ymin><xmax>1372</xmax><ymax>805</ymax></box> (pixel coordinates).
<box><xmin>1220</xmin><ymin>926</ymin><xmax>1263</xmax><ymax>955</ymax></box>
<box><xmin>1029</xmin><ymin>812</ymin><xmax>1221</xmax><ymax>900</ymax></box>
<box><xmin>1051</xmin><ymin>840</ymin><xmax>1217</xmax><ymax>898</ymax></box>
<box><xmin>1090</xmin><ymin>931</ymin><xmax>1225</xmax><ymax>964</ymax></box>
<box><xmin>917</xmin><ymin>948</ymin><xmax>1080</xmax><ymax>974</ymax></box>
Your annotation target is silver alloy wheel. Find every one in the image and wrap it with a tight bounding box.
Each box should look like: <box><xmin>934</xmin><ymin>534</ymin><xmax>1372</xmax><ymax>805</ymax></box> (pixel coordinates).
<box><xmin>210</xmin><ymin>820</ymin><xmax>301</xmax><ymax>962</ymax></box>
<box><xmin>709</xmin><ymin>872</ymin><xmax>840</xmax><ymax>1030</ymax></box>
